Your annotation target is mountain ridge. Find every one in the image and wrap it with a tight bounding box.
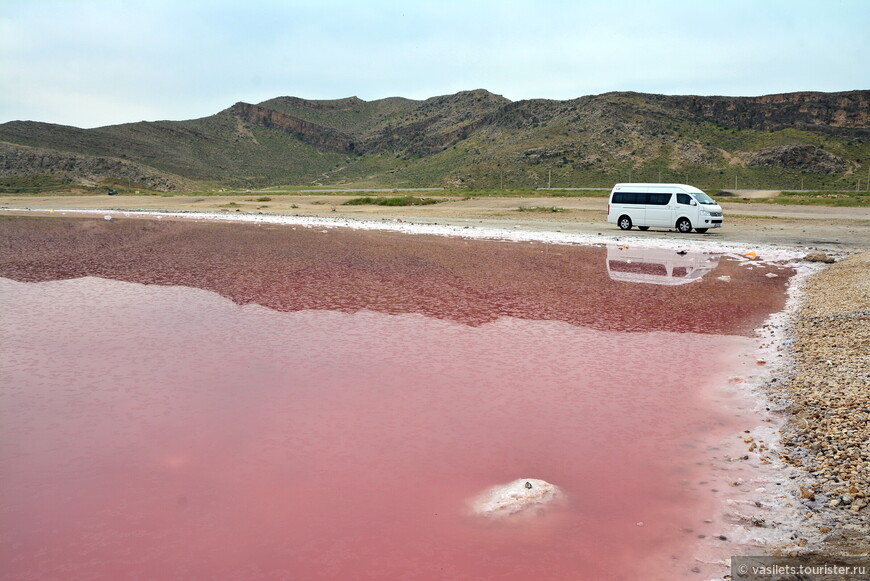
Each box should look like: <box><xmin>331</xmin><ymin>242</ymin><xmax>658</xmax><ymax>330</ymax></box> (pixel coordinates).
<box><xmin>1</xmin><ymin>89</ymin><xmax>867</xmax><ymax>192</ymax></box>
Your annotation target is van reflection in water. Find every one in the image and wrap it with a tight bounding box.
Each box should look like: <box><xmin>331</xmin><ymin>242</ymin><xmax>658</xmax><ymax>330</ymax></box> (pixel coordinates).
<box><xmin>606</xmin><ymin>245</ymin><xmax>721</xmax><ymax>285</ymax></box>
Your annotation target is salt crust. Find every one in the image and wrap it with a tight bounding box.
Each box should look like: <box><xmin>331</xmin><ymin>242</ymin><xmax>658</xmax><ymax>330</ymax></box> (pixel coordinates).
<box><xmin>469</xmin><ymin>478</ymin><xmax>561</xmax><ymax>518</ymax></box>
<box><xmin>686</xmin><ymin>262</ymin><xmax>828</xmax><ymax>580</ymax></box>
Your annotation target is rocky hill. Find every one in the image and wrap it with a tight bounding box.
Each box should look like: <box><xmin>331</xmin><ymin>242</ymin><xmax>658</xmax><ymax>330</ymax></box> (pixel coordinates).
<box><xmin>0</xmin><ymin>142</ymin><xmax>193</xmax><ymax>191</ymax></box>
<box><xmin>1</xmin><ymin>89</ymin><xmax>867</xmax><ymax>192</ymax></box>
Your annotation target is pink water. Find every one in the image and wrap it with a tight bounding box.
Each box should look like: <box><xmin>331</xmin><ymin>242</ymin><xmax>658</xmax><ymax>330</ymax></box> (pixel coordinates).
<box><xmin>0</xmin><ymin>217</ymin><xmax>794</xmax><ymax>580</ymax></box>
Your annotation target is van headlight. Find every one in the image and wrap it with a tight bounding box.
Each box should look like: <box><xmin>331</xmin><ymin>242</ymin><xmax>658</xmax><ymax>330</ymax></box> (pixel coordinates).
<box><xmin>700</xmin><ymin>209</ymin><xmax>711</xmax><ymax>216</ymax></box>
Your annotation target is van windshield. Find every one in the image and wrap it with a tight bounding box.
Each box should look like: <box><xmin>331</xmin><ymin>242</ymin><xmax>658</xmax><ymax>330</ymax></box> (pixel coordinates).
<box><xmin>692</xmin><ymin>192</ymin><xmax>717</xmax><ymax>205</ymax></box>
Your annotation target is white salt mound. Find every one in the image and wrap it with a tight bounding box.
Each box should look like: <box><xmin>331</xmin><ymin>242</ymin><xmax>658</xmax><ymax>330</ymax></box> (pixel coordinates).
<box><xmin>470</xmin><ymin>478</ymin><xmax>561</xmax><ymax>518</ymax></box>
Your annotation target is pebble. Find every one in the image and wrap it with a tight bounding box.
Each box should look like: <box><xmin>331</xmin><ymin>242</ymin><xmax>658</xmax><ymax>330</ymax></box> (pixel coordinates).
<box><xmin>802</xmin><ymin>251</ymin><xmax>836</xmax><ymax>263</ymax></box>
<box><xmin>770</xmin><ymin>252</ymin><xmax>870</xmax><ymax>546</ymax></box>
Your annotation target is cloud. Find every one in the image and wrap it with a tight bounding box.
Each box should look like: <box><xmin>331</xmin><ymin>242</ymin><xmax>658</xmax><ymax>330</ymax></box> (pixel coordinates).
<box><xmin>1</xmin><ymin>0</ymin><xmax>867</xmax><ymax>127</ymax></box>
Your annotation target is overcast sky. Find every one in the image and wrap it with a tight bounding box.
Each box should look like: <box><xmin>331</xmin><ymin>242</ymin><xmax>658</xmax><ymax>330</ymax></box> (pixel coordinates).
<box><xmin>2</xmin><ymin>0</ymin><xmax>867</xmax><ymax>128</ymax></box>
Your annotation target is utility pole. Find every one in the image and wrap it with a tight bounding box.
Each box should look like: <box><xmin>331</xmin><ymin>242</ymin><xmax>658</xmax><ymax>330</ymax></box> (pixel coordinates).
<box><xmin>548</xmin><ymin>169</ymin><xmax>551</xmax><ymax>189</ymax></box>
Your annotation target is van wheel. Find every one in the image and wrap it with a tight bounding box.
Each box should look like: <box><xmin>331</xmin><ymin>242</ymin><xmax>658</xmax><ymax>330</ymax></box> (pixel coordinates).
<box><xmin>618</xmin><ymin>216</ymin><xmax>632</xmax><ymax>230</ymax></box>
<box><xmin>695</xmin><ymin>228</ymin><xmax>708</xmax><ymax>234</ymax></box>
<box><xmin>638</xmin><ymin>226</ymin><xmax>649</xmax><ymax>231</ymax></box>
<box><xmin>676</xmin><ymin>218</ymin><xmax>692</xmax><ymax>233</ymax></box>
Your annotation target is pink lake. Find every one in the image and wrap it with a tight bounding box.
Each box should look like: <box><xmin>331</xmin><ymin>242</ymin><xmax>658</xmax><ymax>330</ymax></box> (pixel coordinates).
<box><xmin>0</xmin><ymin>217</ymin><xmax>794</xmax><ymax>580</ymax></box>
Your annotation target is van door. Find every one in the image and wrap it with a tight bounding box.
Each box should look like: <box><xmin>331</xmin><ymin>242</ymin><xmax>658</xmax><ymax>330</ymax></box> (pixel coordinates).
<box><xmin>675</xmin><ymin>192</ymin><xmax>696</xmax><ymax>227</ymax></box>
<box><xmin>645</xmin><ymin>193</ymin><xmax>673</xmax><ymax>227</ymax></box>
<box><xmin>612</xmin><ymin>191</ymin><xmax>646</xmax><ymax>227</ymax></box>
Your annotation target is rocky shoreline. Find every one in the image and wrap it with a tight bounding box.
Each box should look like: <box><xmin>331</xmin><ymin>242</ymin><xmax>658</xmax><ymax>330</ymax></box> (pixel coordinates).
<box><xmin>770</xmin><ymin>252</ymin><xmax>870</xmax><ymax>555</ymax></box>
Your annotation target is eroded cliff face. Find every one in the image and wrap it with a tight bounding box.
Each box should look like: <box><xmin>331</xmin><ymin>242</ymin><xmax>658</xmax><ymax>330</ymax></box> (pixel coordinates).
<box><xmin>227</xmin><ymin>102</ymin><xmax>357</xmax><ymax>153</ymax></box>
<box><xmin>231</xmin><ymin>90</ymin><xmax>512</xmax><ymax>157</ymax></box>
<box><xmin>666</xmin><ymin>91</ymin><xmax>869</xmax><ymax>133</ymax></box>
<box><xmin>0</xmin><ymin>144</ymin><xmax>189</xmax><ymax>191</ymax></box>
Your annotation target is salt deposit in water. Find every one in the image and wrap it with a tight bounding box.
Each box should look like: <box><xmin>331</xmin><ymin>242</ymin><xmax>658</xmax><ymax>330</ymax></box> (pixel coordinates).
<box><xmin>470</xmin><ymin>478</ymin><xmax>562</xmax><ymax>518</ymax></box>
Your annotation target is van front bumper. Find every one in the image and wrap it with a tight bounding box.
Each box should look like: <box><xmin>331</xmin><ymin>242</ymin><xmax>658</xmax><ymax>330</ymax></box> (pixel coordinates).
<box><xmin>704</xmin><ymin>219</ymin><xmax>724</xmax><ymax>228</ymax></box>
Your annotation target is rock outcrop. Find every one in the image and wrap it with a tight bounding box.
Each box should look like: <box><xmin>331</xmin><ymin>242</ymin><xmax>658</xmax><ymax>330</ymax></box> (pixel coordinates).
<box><xmin>664</xmin><ymin>91</ymin><xmax>870</xmax><ymax>135</ymax></box>
<box><xmin>746</xmin><ymin>144</ymin><xmax>849</xmax><ymax>174</ymax></box>
<box><xmin>0</xmin><ymin>143</ymin><xmax>189</xmax><ymax>191</ymax></box>
<box><xmin>227</xmin><ymin>102</ymin><xmax>357</xmax><ymax>153</ymax></box>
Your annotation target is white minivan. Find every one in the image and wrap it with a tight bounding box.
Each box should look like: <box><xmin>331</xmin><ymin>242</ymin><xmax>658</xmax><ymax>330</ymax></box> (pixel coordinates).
<box><xmin>607</xmin><ymin>183</ymin><xmax>723</xmax><ymax>233</ymax></box>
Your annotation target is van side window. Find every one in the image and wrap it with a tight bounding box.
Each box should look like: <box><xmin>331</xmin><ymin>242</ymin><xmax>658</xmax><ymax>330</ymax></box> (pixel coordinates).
<box><xmin>648</xmin><ymin>193</ymin><xmax>671</xmax><ymax>205</ymax></box>
<box><xmin>677</xmin><ymin>193</ymin><xmax>692</xmax><ymax>205</ymax></box>
<box><xmin>613</xmin><ymin>192</ymin><xmax>649</xmax><ymax>204</ymax></box>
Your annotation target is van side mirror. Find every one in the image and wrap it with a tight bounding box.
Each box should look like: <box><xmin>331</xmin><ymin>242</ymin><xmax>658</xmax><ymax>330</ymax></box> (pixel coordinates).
<box><xmin>690</xmin><ymin>200</ymin><xmax>697</xmax><ymax>206</ymax></box>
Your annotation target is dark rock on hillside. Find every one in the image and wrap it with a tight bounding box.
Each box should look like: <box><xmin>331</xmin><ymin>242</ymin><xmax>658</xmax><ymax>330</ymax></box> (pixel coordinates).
<box><xmin>0</xmin><ymin>143</ymin><xmax>188</xmax><ymax>191</ymax></box>
<box><xmin>663</xmin><ymin>91</ymin><xmax>869</xmax><ymax>136</ymax></box>
<box><xmin>360</xmin><ymin>90</ymin><xmax>511</xmax><ymax>155</ymax></box>
<box><xmin>363</xmin><ymin>114</ymin><xmax>461</xmax><ymax>155</ymax></box>
<box><xmin>227</xmin><ymin>102</ymin><xmax>357</xmax><ymax>153</ymax></box>
<box><xmin>746</xmin><ymin>144</ymin><xmax>849</xmax><ymax>174</ymax></box>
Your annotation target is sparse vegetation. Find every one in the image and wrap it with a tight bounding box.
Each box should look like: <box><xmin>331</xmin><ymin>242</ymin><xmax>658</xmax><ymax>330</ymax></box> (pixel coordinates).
<box><xmin>343</xmin><ymin>196</ymin><xmax>442</xmax><ymax>206</ymax></box>
<box><xmin>0</xmin><ymin>175</ymin><xmax>87</xmax><ymax>193</ymax></box>
<box><xmin>716</xmin><ymin>191</ymin><xmax>869</xmax><ymax>207</ymax></box>
<box><xmin>517</xmin><ymin>205</ymin><xmax>568</xmax><ymax>213</ymax></box>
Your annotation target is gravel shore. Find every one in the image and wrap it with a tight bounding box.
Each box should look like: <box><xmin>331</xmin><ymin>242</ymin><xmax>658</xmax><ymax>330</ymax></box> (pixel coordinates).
<box><xmin>771</xmin><ymin>252</ymin><xmax>870</xmax><ymax>554</ymax></box>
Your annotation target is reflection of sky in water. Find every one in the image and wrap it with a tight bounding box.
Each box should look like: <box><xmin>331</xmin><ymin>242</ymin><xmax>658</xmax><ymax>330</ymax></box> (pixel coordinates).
<box><xmin>0</xmin><ymin>217</ymin><xmax>795</xmax><ymax>580</ymax></box>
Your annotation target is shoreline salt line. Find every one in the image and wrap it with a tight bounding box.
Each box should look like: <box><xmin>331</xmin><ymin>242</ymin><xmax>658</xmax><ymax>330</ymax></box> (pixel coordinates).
<box><xmin>1</xmin><ymin>207</ymin><xmax>814</xmax><ymax>264</ymax></box>
<box><xmin>693</xmin><ymin>260</ymin><xmax>828</xmax><ymax>581</ymax></box>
